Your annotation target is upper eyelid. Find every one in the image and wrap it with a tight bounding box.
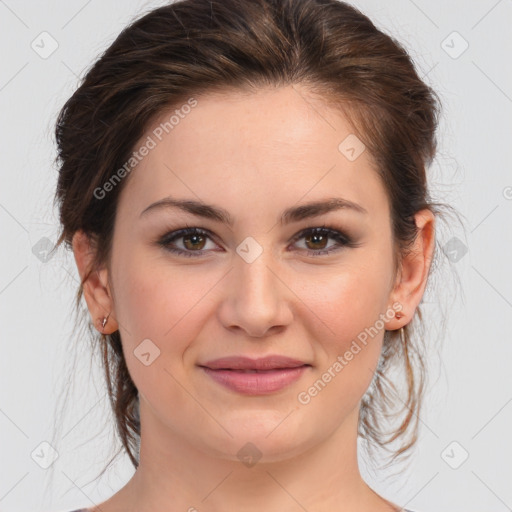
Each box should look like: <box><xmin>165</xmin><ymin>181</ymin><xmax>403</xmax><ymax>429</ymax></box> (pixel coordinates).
<box><xmin>162</xmin><ymin>225</ymin><xmax>350</xmax><ymax>247</ymax></box>
<box><xmin>291</xmin><ymin>225</ymin><xmax>346</xmax><ymax>238</ymax></box>
<box><xmin>166</xmin><ymin>224</ymin><xmax>346</xmax><ymax>236</ymax></box>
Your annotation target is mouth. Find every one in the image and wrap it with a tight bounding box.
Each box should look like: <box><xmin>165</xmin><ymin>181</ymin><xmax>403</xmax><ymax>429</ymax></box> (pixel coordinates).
<box><xmin>198</xmin><ymin>355</ymin><xmax>311</xmax><ymax>395</ymax></box>
<box><xmin>199</xmin><ymin>355</ymin><xmax>310</xmax><ymax>371</ymax></box>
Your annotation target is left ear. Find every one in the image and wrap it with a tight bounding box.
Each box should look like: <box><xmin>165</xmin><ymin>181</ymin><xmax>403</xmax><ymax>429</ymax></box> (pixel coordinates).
<box><xmin>386</xmin><ymin>209</ymin><xmax>436</xmax><ymax>330</ymax></box>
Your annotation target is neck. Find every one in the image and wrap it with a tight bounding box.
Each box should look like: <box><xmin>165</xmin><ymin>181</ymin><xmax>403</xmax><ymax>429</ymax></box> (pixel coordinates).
<box><xmin>105</xmin><ymin>400</ymin><xmax>396</xmax><ymax>512</ymax></box>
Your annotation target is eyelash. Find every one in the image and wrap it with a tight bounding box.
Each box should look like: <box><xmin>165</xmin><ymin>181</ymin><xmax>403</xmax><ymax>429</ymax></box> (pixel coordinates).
<box><xmin>157</xmin><ymin>224</ymin><xmax>359</xmax><ymax>258</ymax></box>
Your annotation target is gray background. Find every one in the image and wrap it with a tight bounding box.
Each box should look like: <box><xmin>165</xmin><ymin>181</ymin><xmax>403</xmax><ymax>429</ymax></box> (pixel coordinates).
<box><xmin>0</xmin><ymin>1</ymin><xmax>511</xmax><ymax>511</ymax></box>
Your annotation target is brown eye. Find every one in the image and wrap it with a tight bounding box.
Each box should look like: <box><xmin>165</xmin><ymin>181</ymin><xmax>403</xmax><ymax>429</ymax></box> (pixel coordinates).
<box><xmin>304</xmin><ymin>232</ymin><xmax>329</xmax><ymax>251</ymax></box>
<box><xmin>182</xmin><ymin>232</ymin><xmax>207</xmax><ymax>251</ymax></box>
<box><xmin>158</xmin><ymin>227</ymin><xmax>217</xmax><ymax>257</ymax></box>
<box><xmin>291</xmin><ymin>226</ymin><xmax>354</xmax><ymax>257</ymax></box>
<box><xmin>158</xmin><ymin>225</ymin><xmax>357</xmax><ymax>259</ymax></box>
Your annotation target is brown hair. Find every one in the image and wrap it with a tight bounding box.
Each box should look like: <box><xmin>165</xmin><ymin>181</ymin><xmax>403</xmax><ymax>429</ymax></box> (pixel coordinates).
<box><xmin>52</xmin><ymin>0</ymin><xmax>455</xmax><ymax>478</ymax></box>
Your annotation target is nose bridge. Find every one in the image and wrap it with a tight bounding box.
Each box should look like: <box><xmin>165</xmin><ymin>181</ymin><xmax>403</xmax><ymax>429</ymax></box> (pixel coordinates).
<box><xmin>235</xmin><ymin>243</ymin><xmax>279</xmax><ymax>309</ymax></box>
<box><xmin>238</xmin><ymin>249</ymin><xmax>276</xmax><ymax>299</ymax></box>
<box><xmin>220</xmin><ymin>237</ymin><xmax>292</xmax><ymax>336</ymax></box>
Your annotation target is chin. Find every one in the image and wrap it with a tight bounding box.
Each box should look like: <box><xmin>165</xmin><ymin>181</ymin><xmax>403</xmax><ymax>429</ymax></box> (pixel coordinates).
<box><xmin>201</xmin><ymin>412</ymin><xmax>319</xmax><ymax>464</ymax></box>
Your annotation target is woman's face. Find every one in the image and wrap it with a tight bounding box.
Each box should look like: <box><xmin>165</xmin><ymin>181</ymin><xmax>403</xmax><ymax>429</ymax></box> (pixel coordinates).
<box><xmin>104</xmin><ymin>85</ymin><xmax>408</xmax><ymax>462</ymax></box>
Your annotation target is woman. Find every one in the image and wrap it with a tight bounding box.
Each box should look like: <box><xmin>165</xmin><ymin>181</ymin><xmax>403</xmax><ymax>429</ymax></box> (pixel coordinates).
<box><xmin>53</xmin><ymin>0</ymin><xmax>446</xmax><ymax>510</ymax></box>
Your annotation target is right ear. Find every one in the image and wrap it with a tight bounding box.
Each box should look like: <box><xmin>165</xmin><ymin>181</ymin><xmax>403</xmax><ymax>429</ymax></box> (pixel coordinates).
<box><xmin>71</xmin><ymin>230</ymin><xmax>118</xmax><ymax>334</ymax></box>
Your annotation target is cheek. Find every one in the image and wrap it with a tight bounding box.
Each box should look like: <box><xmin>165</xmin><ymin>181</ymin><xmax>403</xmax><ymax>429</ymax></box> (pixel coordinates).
<box><xmin>112</xmin><ymin>244</ymin><xmax>205</xmax><ymax>336</ymax></box>
<box><xmin>110</xmin><ymin>259</ymin><xmax>208</xmax><ymax>410</ymax></box>
<box><xmin>294</xmin><ymin>270</ymin><xmax>389</xmax><ymax>417</ymax></box>
<box><xmin>299</xmin><ymin>258</ymin><xmax>392</xmax><ymax>335</ymax></box>
<box><xmin>111</xmin><ymin>251</ymin><xmax>221</xmax><ymax>373</ymax></box>
<box><xmin>295</xmin><ymin>258</ymin><xmax>392</xmax><ymax>383</ymax></box>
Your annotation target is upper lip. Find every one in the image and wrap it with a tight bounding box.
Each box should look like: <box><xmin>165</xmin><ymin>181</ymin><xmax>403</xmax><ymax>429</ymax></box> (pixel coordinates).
<box><xmin>199</xmin><ymin>355</ymin><xmax>310</xmax><ymax>371</ymax></box>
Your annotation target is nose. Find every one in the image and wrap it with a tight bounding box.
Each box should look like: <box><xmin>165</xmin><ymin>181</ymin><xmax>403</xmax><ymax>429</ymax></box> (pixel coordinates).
<box><xmin>217</xmin><ymin>248</ymin><xmax>294</xmax><ymax>338</ymax></box>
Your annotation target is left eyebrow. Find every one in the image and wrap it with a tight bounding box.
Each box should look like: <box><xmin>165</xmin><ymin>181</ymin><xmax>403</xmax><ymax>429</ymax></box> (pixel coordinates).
<box><xmin>280</xmin><ymin>197</ymin><xmax>368</xmax><ymax>224</ymax></box>
<box><xmin>139</xmin><ymin>196</ymin><xmax>368</xmax><ymax>225</ymax></box>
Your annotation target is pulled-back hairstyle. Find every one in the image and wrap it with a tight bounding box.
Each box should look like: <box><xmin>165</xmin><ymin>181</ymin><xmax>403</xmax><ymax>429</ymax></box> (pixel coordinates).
<box><xmin>52</xmin><ymin>0</ymin><xmax>454</xmax><ymax>479</ymax></box>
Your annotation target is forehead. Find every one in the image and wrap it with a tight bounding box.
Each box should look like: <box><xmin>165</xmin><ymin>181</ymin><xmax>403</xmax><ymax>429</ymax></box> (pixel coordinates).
<box><xmin>117</xmin><ymin>85</ymin><xmax>388</xmax><ymax>224</ymax></box>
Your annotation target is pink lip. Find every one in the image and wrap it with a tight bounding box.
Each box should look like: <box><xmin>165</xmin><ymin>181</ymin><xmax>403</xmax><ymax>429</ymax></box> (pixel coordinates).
<box><xmin>198</xmin><ymin>355</ymin><xmax>311</xmax><ymax>395</ymax></box>
<box><xmin>200</xmin><ymin>355</ymin><xmax>308</xmax><ymax>370</ymax></box>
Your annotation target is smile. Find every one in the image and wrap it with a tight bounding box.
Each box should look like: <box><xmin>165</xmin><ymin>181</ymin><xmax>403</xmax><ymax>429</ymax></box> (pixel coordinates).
<box><xmin>199</xmin><ymin>365</ymin><xmax>310</xmax><ymax>395</ymax></box>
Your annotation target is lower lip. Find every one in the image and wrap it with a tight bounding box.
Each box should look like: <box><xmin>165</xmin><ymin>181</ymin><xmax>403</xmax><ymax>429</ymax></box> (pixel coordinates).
<box><xmin>200</xmin><ymin>365</ymin><xmax>310</xmax><ymax>395</ymax></box>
